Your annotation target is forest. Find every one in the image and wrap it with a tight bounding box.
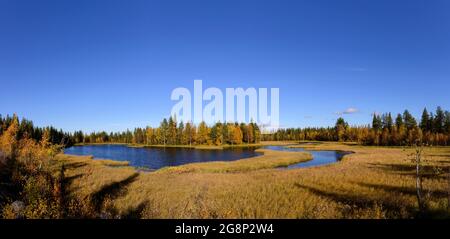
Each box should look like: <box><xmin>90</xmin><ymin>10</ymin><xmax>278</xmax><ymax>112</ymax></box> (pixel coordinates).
<box><xmin>0</xmin><ymin>114</ymin><xmax>69</xmax><ymax>146</ymax></box>
<box><xmin>73</xmin><ymin>118</ymin><xmax>262</xmax><ymax>146</ymax></box>
<box><xmin>1</xmin><ymin>106</ymin><xmax>450</xmax><ymax>148</ymax></box>
<box><xmin>263</xmin><ymin>107</ymin><xmax>450</xmax><ymax>146</ymax></box>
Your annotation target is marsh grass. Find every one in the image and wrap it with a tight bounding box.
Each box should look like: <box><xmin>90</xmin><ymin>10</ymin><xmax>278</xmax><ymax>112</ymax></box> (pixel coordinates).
<box><xmin>156</xmin><ymin>149</ymin><xmax>312</xmax><ymax>173</ymax></box>
<box><xmin>56</xmin><ymin>142</ymin><xmax>450</xmax><ymax>219</ymax></box>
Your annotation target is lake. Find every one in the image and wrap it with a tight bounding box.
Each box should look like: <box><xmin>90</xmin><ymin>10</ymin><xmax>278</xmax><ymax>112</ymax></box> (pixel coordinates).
<box><xmin>64</xmin><ymin>144</ymin><xmax>261</xmax><ymax>169</ymax></box>
<box><xmin>262</xmin><ymin>145</ymin><xmax>352</xmax><ymax>168</ymax></box>
<box><xmin>64</xmin><ymin>144</ymin><xmax>351</xmax><ymax>170</ymax></box>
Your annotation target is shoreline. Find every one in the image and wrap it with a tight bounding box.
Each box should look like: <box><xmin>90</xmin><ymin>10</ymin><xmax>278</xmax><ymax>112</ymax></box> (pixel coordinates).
<box><xmin>72</xmin><ymin>142</ymin><xmax>273</xmax><ymax>150</ymax></box>
<box><xmin>66</xmin><ymin>141</ymin><xmax>360</xmax><ymax>171</ymax></box>
<box><xmin>62</xmin><ymin>146</ymin><xmax>314</xmax><ymax>173</ymax></box>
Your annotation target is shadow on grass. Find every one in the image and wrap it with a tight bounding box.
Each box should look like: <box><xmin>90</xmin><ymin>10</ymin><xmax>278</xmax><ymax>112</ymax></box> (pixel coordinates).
<box><xmin>63</xmin><ymin>162</ymin><xmax>87</xmax><ymax>170</ymax></box>
<box><xmin>90</xmin><ymin>173</ymin><xmax>140</xmax><ymax>212</ymax></box>
<box><xmin>296</xmin><ymin>182</ymin><xmax>450</xmax><ymax>218</ymax></box>
<box><xmin>367</xmin><ymin>163</ymin><xmax>450</xmax><ymax>180</ymax></box>
<box><xmin>294</xmin><ymin>183</ymin><xmax>415</xmax><ymax>218</ymax></box>
<box><xmin>357</xmin><ymin>182</ymin><xmax>448</xmax><ymax>198</ymax></box>
<box><xmin>60</xmin><ymin>163</ymin><xmax>148</xmax><ymax>218</ymax></box>
<box><xmin>62</xmin><ymin>173</ymin><xmax>84</xmax><ymax>198</ymax></box>
<box><xmin>121</xmin><ymin>201</ymin><xmax>148</xmax><ymax>219</ymax></box>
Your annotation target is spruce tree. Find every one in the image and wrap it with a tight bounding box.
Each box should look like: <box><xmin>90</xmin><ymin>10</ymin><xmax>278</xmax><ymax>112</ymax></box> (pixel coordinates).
<box><xmin>419</xmin><ymin>108</ymin><xmax>430</xmax><ymax>131</ymax></box>
<box><xmin>386</xmin><ymin>113</ymin><xmax>393</xmax><ymax>130</ymax></box>
<box><xmin>177</xmin><ymin>121</ymin><xmax>184</xmax><ymax>145</ymax></box>
<box><xmin>395</xmin><ymin>113</ymin><xmax>404</xmax><ymax>128</ymax></box>
<box><xmin>160</xmin><ymin>118</ymin><xmax>169</xmax><ymax>146</ymax></box>
<box><xmin>381</xmin><ymin>113</ymin><xmax>393</xmax><ymax>130</ymax></box>
<box><xmin>444</xmin><ymin>111</ymin><xmax>450</xmax><ymax>134</ymax></box>
<box><xmin>434</xmin><ymin>106</ymin><xmax>445</xmax><ymax>133</ymax></box>
<box><xmin>372</xmin><ymin>114</ymin><xmax>382</xmax><ymax>131</ymax></box>
<box><xmin>403</xmin><ymin>110</ymin><xmax>417</xmax><ymax>130</ymax></box>
<box><xmin>335</xmin><ymin>117</ymin><xmax>347</xmax><ymax>141</ymax></box>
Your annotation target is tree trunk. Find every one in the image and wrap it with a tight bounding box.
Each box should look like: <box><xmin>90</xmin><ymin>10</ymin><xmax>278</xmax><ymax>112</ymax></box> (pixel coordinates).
<box><xmin>416</xmin><ymin>152</ymin><xmax>424</xmax><ymax>212</ymax></box>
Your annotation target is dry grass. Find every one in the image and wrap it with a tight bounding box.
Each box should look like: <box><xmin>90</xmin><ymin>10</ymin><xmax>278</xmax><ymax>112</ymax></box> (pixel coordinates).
<box><xmin>57</xmin><ymin>142</ymin><xmax>450</xmax><ymax>219</ymax></box>
<box><xmin>157</xmin><ymin>149</ymin><xmax>312</xmax><ymax>173</ymax></box>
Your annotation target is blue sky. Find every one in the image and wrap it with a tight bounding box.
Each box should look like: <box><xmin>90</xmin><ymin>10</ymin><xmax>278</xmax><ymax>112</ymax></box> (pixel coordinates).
<box><xmin>1</xmin><ymin>0</ymin><xmax>449</xmax><ymax>132</ymax></box>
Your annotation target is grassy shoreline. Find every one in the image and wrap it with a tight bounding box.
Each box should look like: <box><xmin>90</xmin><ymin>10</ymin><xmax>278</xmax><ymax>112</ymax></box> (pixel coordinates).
<box><xmin>156</xmin><ymin>149</ymin><xmax>312</xmax><ymax>173</ymax></box>
<box><xmin>57</xmin><ymin>141</ymin><xmax>450</xmax><ymax>219</ymax></box>
<box><xmin>62</xmin><ymin>147</ymin><xmax>313</xmax><ymax>173</ymax></box>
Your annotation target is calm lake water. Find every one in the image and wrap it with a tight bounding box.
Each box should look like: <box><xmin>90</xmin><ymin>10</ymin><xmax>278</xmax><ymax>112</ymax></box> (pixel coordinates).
<box><xmin>262</xmin><ymin>145</ymin><xmax>352</xmax><ymax>168</ymax></box>
<box><xmin>64</xmin><ymin>144</ymin><xmax>351</xmax><ymax>170</ymax></box>
<box><xmin>64</xmin><ymin>144</ymin><xmax>261</xmax><ymax>169</ymax></box>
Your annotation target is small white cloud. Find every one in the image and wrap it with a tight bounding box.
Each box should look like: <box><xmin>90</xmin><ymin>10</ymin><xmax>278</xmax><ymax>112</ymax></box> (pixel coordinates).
<box><xmin>343</xmin><ymin>107</ymin><xmax>359</xmax><ymax>114</ymax></box>
<box><xmin>335</xmin><ymin>107</ymin><xmax>359</xmax><ymax>115</ymax></box>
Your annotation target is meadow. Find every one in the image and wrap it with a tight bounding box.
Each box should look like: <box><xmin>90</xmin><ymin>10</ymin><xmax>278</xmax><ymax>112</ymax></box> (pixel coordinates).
<box><xmin>55</xmin><ymin>141</ymin><xmax>450</xmax><ymax>219</ymax></box>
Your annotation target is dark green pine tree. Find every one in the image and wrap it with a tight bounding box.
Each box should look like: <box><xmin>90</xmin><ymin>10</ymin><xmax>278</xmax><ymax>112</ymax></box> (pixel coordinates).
<box><xmin>382</xmin><ymin>113</ymin><xmax>393</xmax><ymax>130</ymax></box>
<box><xmin>445</xmin><ymin>111</ymin><xmax>450</xmax><ymax>134</ymax></box>
<box><xmin>403</xmin><ymin>110</ymin><xmax>417</xmax><ymax>130</ymax></box>
<box><xmin>419</xmin><ymin>108</ymin><xmax>430</xmax><ymax>131</ymax></box>
<box><xmin>372</xmin><ymin>113</ymin><xmax>382</xmax><ymax>131</ymax></box>
<box><xmin>434</xmin><ymin>106</ymin><xmax>445</xmax><ymax>133</ymax></box>
<box><xmin>335</xmin><ymin>117</ymin><xmax>348</xmax><ymax>129</ymax></box>
<box><xmin>395</xmin><ymin>113</ymin><xmax>404</xmax><ymax>129</ymax></box>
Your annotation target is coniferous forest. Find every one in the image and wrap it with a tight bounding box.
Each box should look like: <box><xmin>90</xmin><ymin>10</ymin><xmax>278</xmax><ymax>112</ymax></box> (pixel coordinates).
<box><xmin>263</xmin><ymin>107</ymin><xmax>450</xmax><ymax>146</ymax></box>
<box><xmin>1</xmin><ymin>106</ymin><xmax>450</xmax><ymax>148</ymax></box>
<box><xmin>73</xmin><ymin>118</ymin><xmax>262</xmax><ymax>146</ymax></box>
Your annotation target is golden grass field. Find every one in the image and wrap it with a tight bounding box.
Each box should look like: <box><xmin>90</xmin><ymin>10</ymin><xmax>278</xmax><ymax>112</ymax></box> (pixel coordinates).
<box><xmin>56</xmin><ymin>141</ymin><xmax>450</xmax><ymax>219</ymax></box>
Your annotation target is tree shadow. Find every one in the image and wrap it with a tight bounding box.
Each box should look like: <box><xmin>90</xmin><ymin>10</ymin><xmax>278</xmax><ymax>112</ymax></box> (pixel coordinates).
<box><xmin>59</xmin><ymin>164</ymin><xmax>148</xmax><ymax>218</ymax></box>
<box><xmin>63</xmin><ymin>174</ymin><xmax>83</xmax><ymax>184</ymax></box>
<box><xmin>366</xmin><ymin>163</ymin><xmax>450</xmax><ymax>180</ymax></box>
<box><xmin>294</xmin><ymin>182</ymin><xmax>415</xmax><ymax>217</ymax></box>
<box><xmin>63</xmin><ymin>162</ymin><xmax>87</xmax><ymax>170</ymax></box>
<box><xmin>61</xmin><ymin>173</ymin><xmax>84</xmax><ymax>197</ymax></box>
<box><xmin>90</xmin><ymin>173</ymin><xmax>140</xmax><ymax>212</ymax></box>
<box><xmin>121</xmin><ymin>201</ymin><xmax>148</xmax><ymax>219</ymax></box>
<box><xmin>295</xmin><ymin>182</ymin><xmax>450</xmax><ymax>218</ymax></box>
<box><xmin>433</xmin><ymin>159</ymin><xmax>450</xmax><ymax>164</ymax></box>
<box><xmin>357</xmin><ymin>182</ymin><xmax>448</xmax><ymax>198</ymax></box>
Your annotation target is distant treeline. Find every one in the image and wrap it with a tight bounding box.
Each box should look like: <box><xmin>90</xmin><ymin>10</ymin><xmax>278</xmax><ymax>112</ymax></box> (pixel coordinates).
<box><xmin>0</xmin><ymin>115</ymin><xmax>261</xmax><ymax>147</ymax></box>
<box><xmin>262</xmin><ymin>107</ymin><xmax>450</xmax><ymax>146</ymax></box>
<box><xmin>73</xmin><ymin>117</ymin><xmax>262</xmax><ymax>146</ymax></box>
<box><xmin>2</xmin><ymin>106</ymin><xmax>450</xmax><ymax>148</ymax></box>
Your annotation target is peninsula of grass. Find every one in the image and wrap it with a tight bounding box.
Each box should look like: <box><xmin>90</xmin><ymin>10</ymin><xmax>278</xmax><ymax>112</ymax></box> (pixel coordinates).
<box><xmin>156</xmin><ymin>149</ymin><xmax>312</xmax><ymax>173</ymax></box>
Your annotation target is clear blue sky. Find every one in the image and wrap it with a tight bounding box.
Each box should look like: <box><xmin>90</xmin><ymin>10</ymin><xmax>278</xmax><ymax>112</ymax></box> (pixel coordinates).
<box><xmin>1</xmin><ymin>0</ymin><xmax>449</xmax><ymax>132</ymax></box>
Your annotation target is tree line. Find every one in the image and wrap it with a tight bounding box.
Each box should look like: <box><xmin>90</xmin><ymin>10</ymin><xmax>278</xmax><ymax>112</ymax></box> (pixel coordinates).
<box><xmin>2</xmin><ymin>106</ymin><xmax>450</xmax><ymax>147</ymax></box>
<box><xmin>1</xmin><ymin>115</ymin><xmax>262</xmax><ymax>147</ymax></box>
<box><xmin>73</xmin><ymin>117</ymin><xmax>262</xmax><ymax>146</ymax></box>
<box><xmin>262</xmin><ymin>106</ymin><xmax>450</xmax><ymax>146</ymax></box>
